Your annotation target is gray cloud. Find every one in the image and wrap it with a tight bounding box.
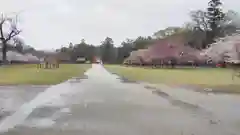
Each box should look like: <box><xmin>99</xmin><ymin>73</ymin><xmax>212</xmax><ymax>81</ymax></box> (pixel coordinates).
<box><xmin>0</xmin><ymin>0</ymin><xmax>239</xmax><ymax>50</ymax></box>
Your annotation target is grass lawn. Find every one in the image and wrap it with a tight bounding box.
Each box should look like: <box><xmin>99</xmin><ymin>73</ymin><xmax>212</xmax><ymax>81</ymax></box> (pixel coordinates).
<box><xmin>105</xmin><ymin>65</ymin><xmax>240</xmax><ymax>93</ymax></box>
<box><xmin>0</xmin><ymin>64</ymin><xmax>91</xmax><ymax>85</ymax></box>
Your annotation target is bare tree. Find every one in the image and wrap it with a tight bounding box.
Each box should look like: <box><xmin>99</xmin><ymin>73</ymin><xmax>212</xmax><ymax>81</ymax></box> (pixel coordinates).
<box><xmin>190</xmin><ymin>10</ymin><xmax>209</xmax><ymax>31</ymax></box>
<box><xmin>13</xmin><ymin>37</ymin><xmax>24</xmax><ymax>53</ymax></box>
<box><xmin>153</xmin><ymin>27</ymin><xmax>182</xmax><ymax>39</ymax></box>
<box><xmin>220</xmin><ymin>10</ymin><xmax>240</xmax><ymax>36</ymax></box>
<box><xmin>0</xmin><ymin>14</ymin><xmax>21</xmax><ymax>64</ymax></box>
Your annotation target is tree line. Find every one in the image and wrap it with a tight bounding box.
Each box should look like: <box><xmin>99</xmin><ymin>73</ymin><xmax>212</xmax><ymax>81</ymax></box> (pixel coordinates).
<box><xmin>56</xmin><ymin>0</ymin><xmax>240</xmax><ymax>64</ymax></box>
<box><xmin>1</xmin><ymin>0</ymin><xmax>239</xmax><ymax>64</ymax></box>
<box><xmin>55</xmin><ymin>36</ymin><xmax>155</xmax><ymax>64</ymax></box>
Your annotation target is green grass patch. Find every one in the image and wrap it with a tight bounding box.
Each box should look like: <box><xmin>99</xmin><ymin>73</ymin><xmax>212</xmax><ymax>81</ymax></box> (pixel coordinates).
<box><xmin>0</xmin><ymin>64</ymin><xmax>91</xmax><ymax>85</ymax></box>
<box><xmin>105</xmin><ymin>65</ymin><xmax>240</xmax><ymax>93</ymax></box>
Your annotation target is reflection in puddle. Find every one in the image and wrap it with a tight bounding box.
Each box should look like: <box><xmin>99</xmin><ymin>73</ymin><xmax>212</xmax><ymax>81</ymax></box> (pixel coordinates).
<box><xmin>0</xmin><ymin>87</ymin><xmax>46</xmax><ymax>124</ymax></box>
<box><xmin>68</xmin><ymin>75</ymin><xmax>88</xmax><ymax>84</ymax></box>
<box><xmin>60</xmin><ymin>108</ymin><xmax>71</xmax><ymax>113</ymax></box>
<box><xmin>145</xmin><ymin>85</ymin><xmax>220</xmax><ymax>125</ymax></box>
<box><xmin>120</xmin><ymin>77</ymin><xmax>138</xmax><ymax>83</ymax></box>
<box><xmin>109</xmin><ymin>72</ymin><xmax>138</xmax><ymax>84</ymax></box>
<box><xmin>22</xmin><ymin>118</ymin><xmax>55</xmax><ymax>128</ymax></box>
<box><xmin>0</xmin><ymin>111</ymin><xmax>11</xmax><ymax>121</ymax></box>
<box><xmin>117</xmin><ymin>76</ymin><xmax>138</xmax><ymax>83</ymax></box>
<box><xmin>107</xmin><ymin>69</ymin><xmax>222</xmax><ymax>126</ymax></box>
<box><xmin>27</xmin><ymin>106</ymin><xmax>61</xmax><ymax>119</ymax></box>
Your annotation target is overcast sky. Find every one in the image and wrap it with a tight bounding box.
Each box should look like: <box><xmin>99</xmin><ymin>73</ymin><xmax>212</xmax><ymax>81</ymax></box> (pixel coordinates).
<box><xmin>0</xmin><ymin>0</ymin><xmax>239</xmax><ymax>50</ymax></box>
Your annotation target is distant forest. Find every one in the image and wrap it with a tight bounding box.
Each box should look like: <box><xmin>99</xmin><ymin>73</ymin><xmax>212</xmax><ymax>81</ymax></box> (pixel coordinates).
<box><xmin>2</xmin><ymin>0</ymin><xmax>240</xmax><ymax>64</ymax></box>
<box><xmin>52</xmin><ymin>0</ymin><xmax>240</xmax><ymax>64</ymax></box>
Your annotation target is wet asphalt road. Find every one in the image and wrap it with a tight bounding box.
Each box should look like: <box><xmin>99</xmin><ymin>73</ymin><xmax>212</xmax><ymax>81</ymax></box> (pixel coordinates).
<box><xmin>0</xmin><ymin>64</ymin><xmax>240</xmax><ymax>135</ymax></box>
<box><xmin>0</xmin><ymin>86</ymin><xmax>48</xmax><ymax>121</ymax></box>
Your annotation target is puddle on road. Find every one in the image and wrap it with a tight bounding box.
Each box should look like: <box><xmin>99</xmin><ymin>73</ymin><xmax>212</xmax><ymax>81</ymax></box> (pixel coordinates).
<box><xmin>107</xmin><ymin>70</ymin><xmax>222</xmax><ymax>126</ymax></box>
<box><xmin>21</xmin><ymin>107</ymin><xmax>73</xmax><ymax>129</ymax></box>
<box><xmin>109</xmin><ymin>72</ymin><xmax>216</xmax><ymax>122</ymax></box>
<box><xmin>0</xmin><ymin>111</ymin><xmax>11</xmax><ymax>121</ymax></box>
<box><xmin>149</xmin><ymin>86</ymin><xmax>200</xmax><ymax>111</ymax></box>
<box><xmin>149</xmin><ymin>87</ymin><xmax>170</xmax><ymax>98</ymax></box>
<box><xmin>107</xmin><ymin>72</ymin><xmax>218</xmax><ymax>124</ymax></box>
<box><xmin>27</xmin><ymin>106</ymin><xmax>61</xmax><ymax>119</ymax></box>
<box><xmin>110</xmin><ymin>72</ymin><xmax>139</xmax><ymax>84</ymax></box>
<box><xmin>0</xmin><ymin>86</ymin><xmax>47</xmax><ymax>123</ymax></box>
<box><xmin>119</xmin><ymin>77</ymin><xmax>138</xmax><ymax>83</ymax></box>
<box><xmin>68</xmin><ymin>75</ymin><xmax>88</xmax><ymax>84</ymax></box>
<box><xmin>145</xmin><ymin>85</ymin><xmax>221</xmax><ymax>125</ymax></box>
<box><xmin>21</xmin><ymin>118</ymin><xmax>56</xmax><ymax>129</ymax></box>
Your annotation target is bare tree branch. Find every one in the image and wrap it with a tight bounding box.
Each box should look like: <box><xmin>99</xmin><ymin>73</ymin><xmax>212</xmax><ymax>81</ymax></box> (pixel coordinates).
<box><xmin>0</xmin><ymin>13</ymin><xmax>22</xmax><ymax>63</ymax></box>
<box><xmin>0</xmin><ymin>19</ymin><xmax>5</xmax><ymax>41</ymax></box>
<box><xmin>190</xmin><ymin>10</ymin><xmax>209</xmax><ymax>31</ymax></box>
<box><xmin>236</xmin><ymin>43</ymin><xmax>240</xmax><ymax>61</ymax></box>
<box><xmin>0</xmin><ymin>27</ymin><xmax>4</xmax><ymax>41</ymax></box>
<box><xmin>5</xmin><ymin>29</ymin><xmax>21</xmax><ymax>42</ymax></box>
<box><xmin>0</xmin><ymin>19</ymin><xmax>5</xmax><ymax>26</ymax></box>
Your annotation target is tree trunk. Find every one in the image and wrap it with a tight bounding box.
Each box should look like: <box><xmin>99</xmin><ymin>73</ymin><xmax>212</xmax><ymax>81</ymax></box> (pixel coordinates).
<box><xmin>2</xmin><ymin>42</ymin><xmax>8</xmax><ymax>64</ymax></box>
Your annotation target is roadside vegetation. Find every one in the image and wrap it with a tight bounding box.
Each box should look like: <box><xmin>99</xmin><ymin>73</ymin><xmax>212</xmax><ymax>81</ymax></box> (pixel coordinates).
<box><xmin>0</xmin><ymin>64</ymin><xmax>90</xmax><ymax>85</ymax></box>
<box><xmin>105</xmin><ymin>65</ymin><xmax>240</xmax><ymax>93</ymax></box>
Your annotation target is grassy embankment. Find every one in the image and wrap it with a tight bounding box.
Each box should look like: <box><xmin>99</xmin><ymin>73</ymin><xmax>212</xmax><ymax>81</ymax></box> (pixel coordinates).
<box><xmin>105</xmin><ymin>65</ymin><xmax>240</xmax><ymax>93</ymax></box>
<box><xmin>0</xmin><ymin>64</ymin><xmax>91</xmax><ymax>85</ymax></box>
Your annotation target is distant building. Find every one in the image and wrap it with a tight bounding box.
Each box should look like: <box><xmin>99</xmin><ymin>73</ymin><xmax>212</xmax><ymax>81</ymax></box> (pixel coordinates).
<box><xmin>0</xmin><ymin>50</ymin><xmax>40</xmax><ymax>63</ymax></box>
<box><xmin>43</xmin><ymin>52</ymin><xmax>71</xmax><ymax>63</ymax></box>
<box><xmin>0</xmin><ymin>44</ymin><xmax>40</xmax><ymax>63</ymax></box>
<box><xmin>76</xmin><ymin>57</ymin><xmax>86</xmax><ymax>63</ymax></box>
